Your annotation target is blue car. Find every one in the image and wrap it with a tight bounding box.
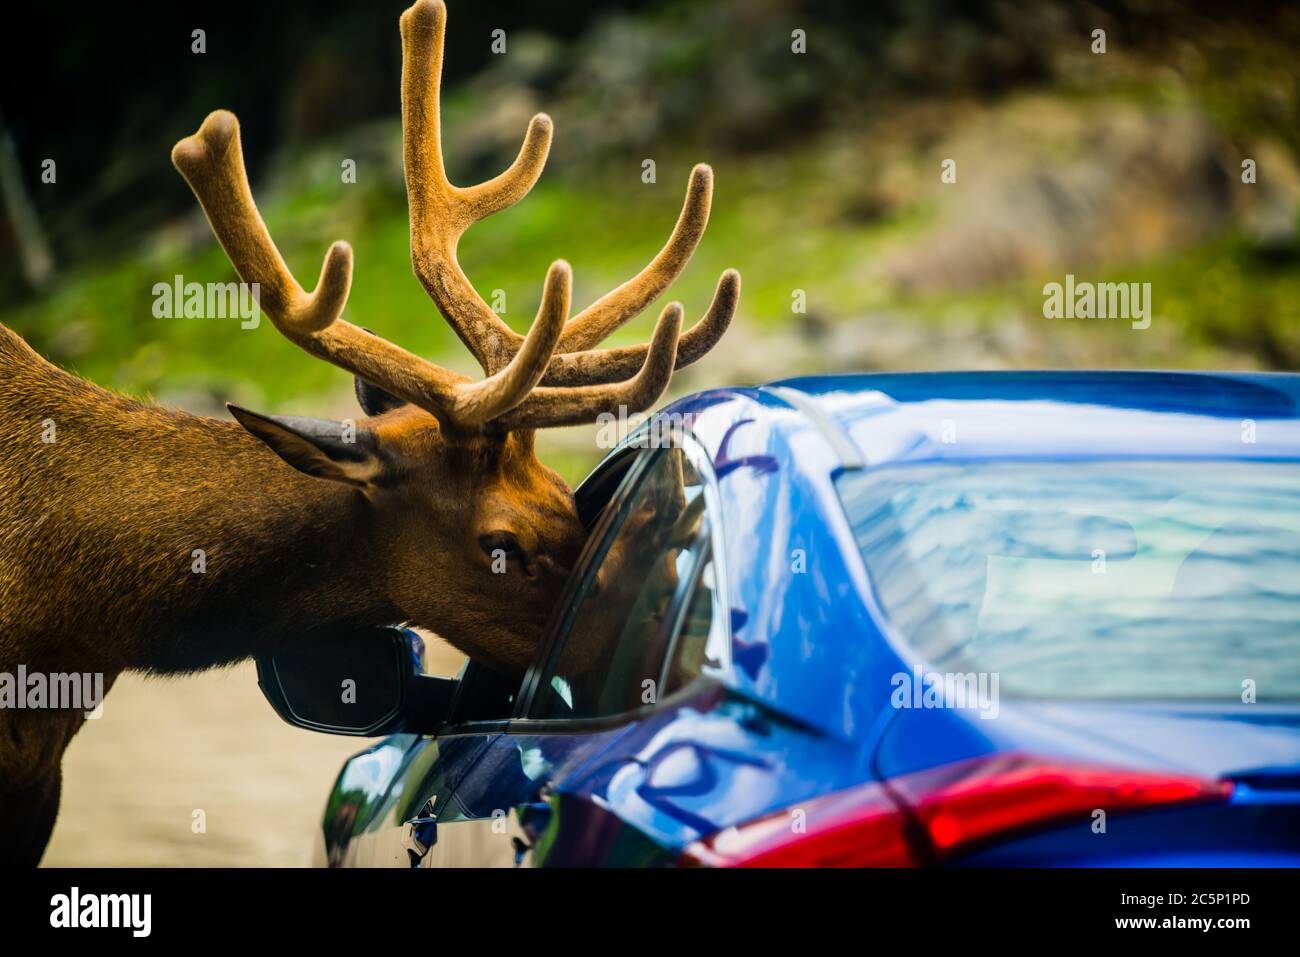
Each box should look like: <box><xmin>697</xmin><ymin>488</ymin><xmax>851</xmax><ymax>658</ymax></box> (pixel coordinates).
<box><xmin>257</xmin><ymin>370</ymin><xmax>1300</xmax><ymax>866</ymax></box>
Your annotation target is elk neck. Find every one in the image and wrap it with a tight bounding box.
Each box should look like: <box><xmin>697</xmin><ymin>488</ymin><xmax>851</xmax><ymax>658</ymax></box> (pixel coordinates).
<box><xmin>0</xmin><ymin>326</ymin><xmax>400</xmax><ymax>677</ymax></box>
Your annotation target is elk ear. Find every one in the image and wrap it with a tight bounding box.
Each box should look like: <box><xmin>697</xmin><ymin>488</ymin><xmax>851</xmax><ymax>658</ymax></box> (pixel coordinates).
<box><xmin>354</xmin><ymin>375</ymin><xmax>407</xmax><ymax>416</ymax></box>
<box><xmin>228</xmin><ymin>404</ymin><xmax>382</xmax><ymax>488</ymax></box>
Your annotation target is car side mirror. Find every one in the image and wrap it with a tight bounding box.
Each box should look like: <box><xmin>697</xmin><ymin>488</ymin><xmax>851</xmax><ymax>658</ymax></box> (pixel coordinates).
<box><xmin>256</xmin><ymin>626</ymin><xmax>456</xmax><ymax>736</ymax></box>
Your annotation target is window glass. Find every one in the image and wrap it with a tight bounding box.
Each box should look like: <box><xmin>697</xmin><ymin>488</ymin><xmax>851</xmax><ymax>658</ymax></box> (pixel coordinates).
<box><xmin>836</xmin><ymin>459</ymin><xmax>1300</xmax><ymax>699</ymax></box>
<box><xmin>533</xmin><ymin>448</ymin><xmax>710</xmax><ymax>719</ymax></box>
<box><xmin>662</xmin><ymin>557</ymin><xmax>721</xmax><ymax>696</ymax></box>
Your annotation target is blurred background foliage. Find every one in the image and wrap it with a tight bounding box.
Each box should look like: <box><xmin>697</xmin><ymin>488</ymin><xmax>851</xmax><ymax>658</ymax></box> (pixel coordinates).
<box><xmin>1</xmin><ymin>0</ymin><xmax>1298</xmax><ymax>482</ymax></box>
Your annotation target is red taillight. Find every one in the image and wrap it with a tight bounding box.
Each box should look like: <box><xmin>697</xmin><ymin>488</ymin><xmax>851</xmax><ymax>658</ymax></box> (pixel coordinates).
<box><xmin>682</xmin><ymin>780</ymin><xmax>918</xmax><ymax>867</ymax></box>
<box><xmin>896</xmin><ymin>753</ymin><xmax>1234</xmax><ymax>856</ymax></box>
<box><xmin>681</xmin><ymin>753</ymin><xmax>1233</xmax><ymax>867</ymax></box>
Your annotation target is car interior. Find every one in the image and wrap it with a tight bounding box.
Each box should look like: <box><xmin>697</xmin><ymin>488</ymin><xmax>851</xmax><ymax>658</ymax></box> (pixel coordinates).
<box><xmin>437</xmin><ymin>443</ymin><xmax>721</xmax><ymax>730</ymax></box>
<box><xmin>438</xmin><ymin>447</ymin><xmax>644</xmax><ymax>727</ymax></box>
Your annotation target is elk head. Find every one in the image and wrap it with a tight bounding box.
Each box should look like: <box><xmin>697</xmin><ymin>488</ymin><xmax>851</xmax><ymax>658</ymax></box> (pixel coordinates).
<box><xmin>169</xmin><ymin>0</ymin><xmax>739</xmax><ymax>674</ymax></box>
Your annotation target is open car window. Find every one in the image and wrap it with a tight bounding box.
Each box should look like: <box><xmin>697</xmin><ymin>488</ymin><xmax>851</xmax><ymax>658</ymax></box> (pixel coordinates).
<box><xmin>438</xmin><ymin>447</ymin><xmax>647</xmax><ymax>729</ymax></box>
<box><xmin>662</xmin><ymin>553</ymin><xmax>724</xmax><ymax>697</ymax></box>
<box><xmin>531</xmin><ymin>447</ymin><xmax>711</xmax><ymax>720</ymax></box>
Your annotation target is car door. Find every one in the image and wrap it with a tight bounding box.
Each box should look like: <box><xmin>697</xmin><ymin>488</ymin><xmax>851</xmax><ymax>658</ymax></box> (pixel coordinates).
<box><xmin>353</xmin><ymin>442</ymin><xmax>642</xmax><ymax>866</ymax></box>
<box><xmin>322</xmin><ymin>656</ymin><xmax>517</xmax><ymax>867</ymax></box>
<box><xmin>431</xmin><ymin>441</ymin><xmax>729</xmax><ymax>866</ymax></box>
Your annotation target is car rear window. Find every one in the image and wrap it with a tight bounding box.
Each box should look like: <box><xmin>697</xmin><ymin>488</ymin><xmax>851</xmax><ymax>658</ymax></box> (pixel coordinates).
<box><xmin>835</xmin><ymin>460</ymin><xmax>1300</xmax><ymax>700</ymax></box>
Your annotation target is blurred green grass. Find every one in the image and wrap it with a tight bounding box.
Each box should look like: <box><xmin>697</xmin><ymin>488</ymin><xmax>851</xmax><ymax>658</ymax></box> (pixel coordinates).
<box><xmin>8</xmin><ymin>136</ymin><xmax>1293</xmax><ymax>404</ymax></box>
<box><xmin>2</xmin><ymin>138</ymin><xmax>927</xmax><ymax>407</ymax></box>
<box><xmin>4</xmin><ymin>64</ymin><xmax>1299</xmax><ymax>492</ymax></box>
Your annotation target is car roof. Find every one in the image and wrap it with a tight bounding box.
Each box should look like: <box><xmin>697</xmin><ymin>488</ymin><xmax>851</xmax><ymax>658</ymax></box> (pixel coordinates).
<box><xmin>654</xmin><ymin>370</ymin><xmax>1300</xmax><ymax>742</ymax></box>
<box><xmin>720</xmin><ymin>370</ymin><xmax>1300</xmax><ymax>468</ymax></box>
<box><xmin>768</xmin><ymin>369</ymin><xmax>1300</xmax><ymax>418</ymax></box>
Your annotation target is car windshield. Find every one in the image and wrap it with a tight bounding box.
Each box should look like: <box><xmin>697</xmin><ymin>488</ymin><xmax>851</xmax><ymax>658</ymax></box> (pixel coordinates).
<box><xmin>835</xmin><ymin>460</ymin><xmax>1300</xmax><ymax>700</ymax></box>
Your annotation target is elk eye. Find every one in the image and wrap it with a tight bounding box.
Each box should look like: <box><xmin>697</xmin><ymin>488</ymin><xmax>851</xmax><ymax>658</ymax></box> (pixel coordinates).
<box><xmin>479</xmin><ymin>532</ymin><xmax>525</xmax><ymax>565</ymax></box>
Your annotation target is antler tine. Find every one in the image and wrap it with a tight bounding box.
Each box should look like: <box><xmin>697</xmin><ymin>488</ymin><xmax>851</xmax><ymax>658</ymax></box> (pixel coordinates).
<box><xmin>171</xmin><ymin>110</ymin><xmax>353</xmax><ymax>335</ymax></box>
<box><xmin>459</xmin><ymin>113</ymin><xmax>554</xmax><ymax>218</ymax></box>
<box><xmin>554</xmin><ymin>164</ymin><xmax>714</xmax><ymax>354</ymax></box>
<box><xmin>454</xmin><ymin>260</ymin><xmax>570</xmax><ymax>425</ymax></box>
<box><xmin>401</xmin><ymin>0</ymin><xmax>554</xmax><ymax>374</ymax></box>
<box><xmin>493</xmin><ymin>303</ymin><xmax>684</xmax><ymax>432</ymax></box>
<box><xmin>172</xmin><ymin>108</ymin><xmax>566</xmax><ymax>430</ymax></box>
<box><xmin>539</xmin><ymin>268</ymin><xmax>739</xmax><ymax>387</ymax></box>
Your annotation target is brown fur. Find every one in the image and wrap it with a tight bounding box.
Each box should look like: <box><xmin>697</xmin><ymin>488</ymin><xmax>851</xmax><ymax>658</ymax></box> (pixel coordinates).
<box><xmin>0</xmin><ymin>322</ymin><xmax>583</xmax><ymax>864</ymax></box>
<box><xmin>0</xmin><ymin>0</ymin><xmax>738</xmax><ymax>867</ymax></box>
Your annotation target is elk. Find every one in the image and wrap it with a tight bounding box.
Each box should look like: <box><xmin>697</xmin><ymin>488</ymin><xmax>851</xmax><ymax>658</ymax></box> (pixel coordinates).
<box><xmin>0</xmin><ymin>0</ymin><xmax>738</xmax><ymax>866</ymax></box>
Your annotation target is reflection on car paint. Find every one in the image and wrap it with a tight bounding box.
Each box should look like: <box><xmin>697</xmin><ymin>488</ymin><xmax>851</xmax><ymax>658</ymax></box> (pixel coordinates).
<box><xmin>320</xmin><ymin>373</ymin><xmax>1300</xmax><ymax>867</ymax></box>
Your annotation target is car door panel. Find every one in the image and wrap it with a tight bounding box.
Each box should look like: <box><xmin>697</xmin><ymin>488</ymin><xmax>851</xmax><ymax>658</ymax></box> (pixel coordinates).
<box><xmin>331</xmin><ymin>732</ymin><xmax>496</xmax><ymax>867</ymax></box>
<box><xmin>440</xmin><ymin>723</ymin><xmax>639</xmax><ymax>866</ymax></box>
<box><xmin>546</xmin><ymin>685</ymin><xmax>867</xmax><ymax>859</ymax></box>
<box><xmin>373</xmin><ymin>443</ymin><xmax>721</xmax><ymax>867</ymax></box>
<box><xmin>450</xmin><ymin>683</ymin><xmax>860</xmax><ymax>866</ymax></box>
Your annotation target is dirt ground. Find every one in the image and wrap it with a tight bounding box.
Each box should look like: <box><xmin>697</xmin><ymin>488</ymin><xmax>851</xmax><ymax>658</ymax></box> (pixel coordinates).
<box><xmin>42</xmin><ymin>639</ymin><xmax>466</xmax><ymax>867</ymax></box>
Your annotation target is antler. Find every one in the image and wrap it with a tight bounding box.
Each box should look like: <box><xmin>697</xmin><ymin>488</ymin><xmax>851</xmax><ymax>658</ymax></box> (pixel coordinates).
<box><xmin>172</xmin><ymin>109</ymin><xmax>567</xmax><ymax>431</ymax></box>
<box><xmin>398</xmin><ymin>0</ymin><xmax>738</xmax><ymax>398</ymax></box>
<box><xmin>172</xmin><ymin>0</ymin><xmax>738</xmax><ymax>433</ymax></box>
<box><xmin>399</xmin><ymin>0</ymin><xmax>548</xmax><ymax>374</ymax></box>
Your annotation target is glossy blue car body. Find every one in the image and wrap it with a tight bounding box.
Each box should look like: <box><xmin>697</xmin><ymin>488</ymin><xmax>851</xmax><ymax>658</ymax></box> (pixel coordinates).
<box><xmin>319</xmin><ymin>371</ymin><xmax>1300</xmax><ymax>867</ymax></box>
